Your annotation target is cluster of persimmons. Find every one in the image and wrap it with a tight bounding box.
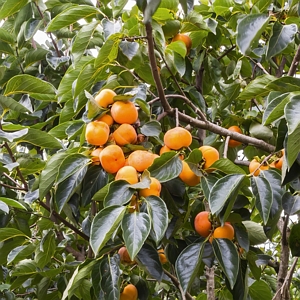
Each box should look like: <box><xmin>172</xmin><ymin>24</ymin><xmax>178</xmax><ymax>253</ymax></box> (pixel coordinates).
<box><xmin>85</xmin><ymin>87</ymin><xmax>283</xmax><ymax>299</ymax></box>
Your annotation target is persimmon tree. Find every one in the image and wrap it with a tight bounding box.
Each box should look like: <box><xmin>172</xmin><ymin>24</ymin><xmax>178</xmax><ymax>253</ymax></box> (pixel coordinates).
<box><xmin>0</xmin><ymin>0</ymin><xmax>300</xmax><ymax>299</ymax></box>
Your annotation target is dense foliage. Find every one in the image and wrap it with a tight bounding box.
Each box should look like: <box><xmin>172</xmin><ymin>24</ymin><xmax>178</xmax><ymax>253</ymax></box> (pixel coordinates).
<box><xmin>0</xmin><ymin>0</ymin><xmax>300</xmax><ymax>299</ymax></box>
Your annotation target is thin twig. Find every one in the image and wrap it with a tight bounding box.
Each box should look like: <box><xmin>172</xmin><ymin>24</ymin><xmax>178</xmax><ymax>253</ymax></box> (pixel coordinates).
<box><xmin>248</xmin><ymin>57</ymin><xmax>270</xmax><ymax>75</ymax></box>
<box><xmin>223</xmin><ymin>136</ymin><xmax>231</xmax><ymax>158</ymax></box>
<box><xmin>175</xmin><ymin>108</ymin><xmax>179</xmax><ymax>127</ymax></box>
<box><xmin>217</xmin><ymin>45</ymin><xmax>236</xmax><ymax>61</ymax></box>
<box><xmin>2</xmin><ymin>172</ymin><xmax>23</xmax><ymax>188</ymax></box>
<box><xmin>288</xmin><ymin>44</ymin><xmax>300</xmax><ymax>76</ymax></box>
<box><xmin>0</xmin><ymin>182</ymin><xmax>27</xmax><ymax>191</ymax></box>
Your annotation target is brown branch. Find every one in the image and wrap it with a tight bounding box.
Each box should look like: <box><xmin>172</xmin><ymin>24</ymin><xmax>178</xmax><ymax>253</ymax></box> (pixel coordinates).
<box><xmin>217</xmin><ymin>45</ymin><xmax>236</xmax><ymax>61</ymax></box>
<box><xmin>276</xmin><ymin>57</ymin><xmax>286</xmax><ymax>78</ymax></box>
<box><xmin>2</xmin><ymin>172</ymin><xmax>24</xmax><ymax>188</ymax></box>
<box><xmin>0</xmin><ymin>182</ymin><xmax>27</xmax><ymax>191</ymax></box>
<box><xmin>288</xmin><ymin>44</ymin><xmax>300</xmax><ymax>76</ymax></box>
<box><xmin>163</xmin><ymin>269</ymin><xmax>194</xmax><ymax>300</ymax></box>
<box><xmin>223</xmin><ymin>136</ymin><xmax>230</xmax><ymax>158</ymax></box>
<box><xmin>145</xmin><ymin>23</ymin><xmax>172</xmax><ymax>113</ymax></box>
<box><xmin>206</xmin><ymin>266</ymin><xmax>215</xmax><ymax>300</ymax></box>
<box><xmin>39</xmin><ymin>200</ymin><xmax>89</xmax><ymax>241</ymax></box>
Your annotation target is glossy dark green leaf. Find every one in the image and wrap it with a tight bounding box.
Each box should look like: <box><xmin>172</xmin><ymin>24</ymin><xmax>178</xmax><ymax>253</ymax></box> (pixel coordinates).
<box><xmin>119</xmin><ymin>41</ymin><xmax>139</xmax><ymax>60</ymax></box>
<box><xmin>145</xmin><ymin>196</ymin><xmax>168</xmax><ymax>244</ymax></box>
<box><xmin>35</xmin><ymin>231</ymin><xmax>56</xmax><ymax>269</ymax></box>
<box><xmin>236</xmin><ymin>14</ymin><xmax>270</xmax><ymax>55</ymax></box>
<box><xmin>266</xmin><ymin>22</ymin><xmax>297</xmax><ymax>59</ymax></box>
<box><xmin>25</xmin><ymin>19</ymin><xmax>42</xmax><ymax>41</ymax></box>
<box><xmin>251</xmin><ymin>176</ymin><xmax>273</xmax><ymax>224</ymax></box>
<box><xmin>11</xmin><ymin>259</ymin><xmax>37</xmax><ymax>276</ymax></box>
<box><xmin>213</xmin><ymin>0</ymin><xmax>234</xmax><ymax>16</ymax></box>
<box><xmin>282</xmin><ymin>192</ymin><xmax>300</xmax><ymax>215</ymax></box>
<box><xmin>289</xmin><ymin>223</ymin><xmax>300</xmax><ymax>257</ymax></box>
<box><xmin>262</xmin><ymin>92</ymin><xmax>290</xmax><ymax>125</ymax></box>
<box><xmin>46</xmin><ymin>5</ymin><xmax>99</xmax><ymax>32</ymax></box>
<box><xmin>122</xmin><ymin>212</ymin><xmax>151</xmax><ymax>260</ymax></box>
<box><xmin>71</xmin><ymin>21</ymin><xmax>99</xmax><ymax>66</ymax></box>
<box><xmin>136</xmin><ymin>243</ymin><xmax>164</xmax><ymax>281</ymax></box>
<box><xmin>99</xmin><ymin>255</ymin><xmax>121</xmax><ymax>300</ymax></box>
<box><xmin>140</xmin><ymin>120</ymin><xmax>162</xmax><ymax>137</ymax></box>
<box><xmin>7</xmin><ymin>243</ymin><xmax>36</xmax><ymax>265</ymax></box>
<box><xmin>0</xmin><ymin>228</ymin><xmax>28</xmax><ymax>242</ymax></box>
<box><xmin>148</xmin><ymin>152</ymin><xmax>182</xmax><ymax>182</ymax></box>
<box><xmin>55</xmin><ymin>165</ymin><xmax>88</xmax><ymax>212</ymax></box>
<box><xmin>266</xmin><ymin>77</ymin><xmax>300</xmax><ymax>93</ymax></box>
<box><xmin>4</xmin><ymin>75</ymin><xmax>57</xmax><ymax>101</ymax></box>
<box><xmin>81</xmin><ymin>166</ymin><xmax>109</xmax><ymax>207</ymax></box>
<box><xmin>90</xmin><ymin>205</ymin><xmax>126</xmax><ymax>255</ymax></box>
<box><xmin>238</xmin><ymin>74</ymin><xmax>276</xmax><ymax>100</ymax></box>
<box><xmin>24</xmin><ymin>48</ymin><xmax>49</xmax><ymax>67</ymax></box>
<box><xmin>210</xmin><ymin>158</ymin><xmax>246</xmax><ymax>175</ymax></box>
<box><xmin>200</xmin><ymin>174</ymin><xmax>219</xmax><ymax>200</ymax></box>
<box><xmin>17</xmin><ymin>155</ymin><xmax>46</xmax><ymax>176</ymax></box>
<box><xmin>233</xmin><ymin>223</ymin><xmax>249</xmax><ymax>252</ymax></box>
<box><xmin>144</xmin><ymin>0</ymin><xmax>160</xmax><ymax>23</ymax></box>
<box><xmin>185</xmin><ymin>148</ymin><xmax>202</xmax><ymax>176</ymax></box>
<box><xmin>212</xmin><ymin>238</ymin><xmax>239</xmax><ymax>289</ymax></box>
<box><xmin>248</xmin><ymin>279</ymin><xmax>272</xmax><ymax>300</ymax></box>
<box><xmin>17</xmin><ymin>128</ymin><xmax>63</xmax><ymax>149</ymax></box>
<box><xmin>56</xmin><ymin>154</ymin><xmax>90</xmax><ymax>185</ymax></box>
<box><xmin>175</xmin><ymin>242</ymin><xmax>204</xmax><ymax>293</ymax></box>
<box><xmin>46</xmin><ymin>51</ymin><xmax>70</xmax><ymax>70</ymax></box>
<box><xmin>0</xmin><ymin>0</ymin><xmax>28</xmax><ymax>19</ymax></box>
<box><xmin>39</xmin><ymin>151</ymin><xmax>69</xmax><ymax>199</ymax></box>
<box><xmin>0</xmin><ymin>95</ymin><xmax>31</xmax><ymax>113</ymax></box>
<box><xmin>94</xmin><ymin>38</ymin><xmax>120</xmax><ymax>68</ymax></box>
<box><xmin>0</xmin><ymin>197</ymin><xmax>26</xmax><ymax>210</ymax></box>
<box><xmin>209</xmin><ymin>174</ymin><xmax>245</xmax><ymax>216</ymax></box>
<box><xmin>0</xmin><ymin>27</ymin><xmax>15</xmax><ymax>44</ymax></box>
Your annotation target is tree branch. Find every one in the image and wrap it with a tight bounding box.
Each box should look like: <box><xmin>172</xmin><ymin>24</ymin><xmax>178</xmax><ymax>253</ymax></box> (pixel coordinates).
<box><xmin>206</xmin><ymin>266</ymin><xmax>215</xmax><ymax>300</ymax></box>
<box><xmin>39</xmin><ymin>200</ymin><xmax>89</xmax><ymax>241</ymax></box>
<box><xmin>288</xmin><ymin>44</ymin><xmax>300</xmax><ymax>76</ymax></box>
<box><xmin>145</xmin><ymin>22</ymin><xmax>172</xmax><ymax>113</ymax></box>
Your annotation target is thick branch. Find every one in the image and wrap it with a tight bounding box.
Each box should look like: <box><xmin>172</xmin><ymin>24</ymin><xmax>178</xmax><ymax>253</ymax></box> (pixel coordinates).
<box><xmin>288</xmin><ymin>44</ymin><xmax>300</xmax><ymax>76</ymax></box>
<box><xmin>39</xmin><ymin>200</ymin><xmax>89</xmax><ymax>241</ymax></box>
<box><xmin>206</xmin><ymin>266</ymin><xmax>215</xmax><ymax>300</ymax></box>
<box><xmin>145</xmin><ymin>23</ymin><xmax>172</xmax><ymax>113</ymax></box>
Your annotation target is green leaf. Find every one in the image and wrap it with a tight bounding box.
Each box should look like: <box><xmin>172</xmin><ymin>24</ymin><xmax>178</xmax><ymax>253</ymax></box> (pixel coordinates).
<box><xmin>282</xmin><ymin>193</ymin><xmax>300</xmax><ymax>216</ymax></box>
<box><xmin>24</xmin><ymin>19</ymin><xmax>42</xmax><ymax>41</ymax></box>
<box><xmin>209</xmin><ymin>174</ymin><xmax>245</xmax><ymax>216</ymax></box>
<box><xmin>0</xmin><ymin>197</ymin><xmax>26</xmax><ymax>210</ymax></box>
<box><xmin>99</xmin><ymin>255</ymin><xmax>121</xmax><ymax>300</ymax></box>
<box><xmin>140</xmin><ymin>120</ymin><xmax>162</xmax><ymax>137</ymax></box>
<box><xmin>0</xmin><ymin>28</ymin><xmax>15</xmax><ymax>44</ymax></box>
<box><xmin>0</xmin><ymin>129</ymin><xmax>28</xmax><ymax>143</ymax></box>
<box><xmin>210</xmin><ymin>158</ymin><xmax>246</xmax><ymax>175</ymax></box>
<box><xmin>0</xmin><ymin>41</ymin><xmax>14</xmax><ymax>55</ymax></box>
<box><xmin>81</xmin><ymin>166</ymin><xmax>109</xmax><ymax>207</ymax></box>
<box><xmin>46</xmin><ymin>5</ymin><xmax>99</xmax><ymax>32</ymax></box>
<box><xmin>213</xmin><ymin>0</ymin><xmax>234</xmax><ymax>16</ymax></box>
<box><xmin>11</xmin><ymin>259</ymin><xmax>37</xmax><ymax>276</ymax></box>
<box><xmin>0</xmin><ymin>0</ymin><xmax>29</xmax><ymax>19</ymax></box>
<box><xmin>122</xmin><ymin>212</ymin><xmax>151</xmax><ymax>260</ymax></box>
<box><xmin>148</xmin><ymin>152</ymin><xmax>182</xmax><ymax>182</ymax></box>
<box><xmin>7</xmin><ymin>244</ymin><xmax>36</xmax><ymax>265</ymax></box>
<box><xmin>236</xmin><ymin>14</ymin><xmax>270</xmax><ymax>55</ymax></box>
<box><xmin>289</xmin><ymin>223</ymin><xmax>300</xmax><ymax>257</ymax></box>
<box><xmin>35</xmin><ymin>231</ymin><xmax>56</xmax><ymax>269</ymax></box>
<box><xmin>251</xmin><ymin>176</ymin><xmax>273</xmax><ymax>225</ymax></box>
<box><xmin>266</xmin><ymin>23</ymin><xmax>297</xmax><ymax>59</ymax></box>
<box><xmin>136</xmin><ymin>243</ymin><xmax>164</xmax><ymax>281</ymax></box>
<box><xmin>145</xmin><ymin>196</ymin><xmax>168</xmax><ymax>244</ymax></box>
<box><xmin>55</xmin><ymin>166</ymin><xmax>88</xmax><ymax>213</ymax></box>
<box><xmin>39</xmin><ymin>151</ymin><xmax>69</xmax><ymax>199</ymax></box>
<box><xmin>119</xmin><ymin>41</ymin><xmax>139</xmax><ymax>60</ymax></box>
<box><xmin>242</xmin><ymin>220</ymin><xmax>268</xmax><ymax>245</ymax></box>
<box><xmin>238</xmin><ymin>74</ymin><xmax>276</xmax><ymax>100</ymax></box>
<box><xmin>144</xmin><ymin>0</ymin><xmax>160</xmax><ymax>23</ymax></box>
<box><xmin>175</xmin><ymin>242</ymin><xmax>204</xmax><ymax>293</ymax></box>
<box><xmin>0</xmin><ymin>228</ymin><xmax>28</xmax><ymax>242</ymax></box>
<box><xmin>17</xmin><ymin>155</ymin><xmax>46</xmax><ymax>176</ymax></box>
<box><xmin>0</xmin><ymin>95</ymin><xmax>31</xmax><ymax>113</ymax></box>
<box><xmin>0</xmin><ymin>201</ymin><xmax>8</xmax><ymax>214</ymax></box>
<box><xmin>17</xmin><ymin>128</ymin><xmax>63</xmax><ymax>149</ymax></box>
<box><xmin>249</xmin><ymin>280</ymin><xmax>272</xmax><ymax>300</ymax></box>
<box><xmin>262</xmin><ymin>92</ymin><xmax>291</xmax><ymax>125</ymax></box>
<box><xmin>94</xmin><ymin>38</ymin><xmax>120</xmax><ymax>68</ymax></box>
<box><xmin>90</xmin><ymin>205</ymin><xmax>126</xmax><ymax>255</ymax></box>
<box><xmin>4</xmin><ymin>75</ymin><xmax>56</xmax><ymax>101</ymax></box>
<box><xmin>56</xmin><ymin>154</ymin><xmax>90</xmax><ymax>185</ymax></box>
<box><xmin>212</xmin><ymin>238</ymin><xmax>239</xmax><ymax>289</ymax></box>
<box><xmin>266</xmin><ymin>77</ymin><xmax>300</xmax><ymax>93</ymax></box>
<box><xmin>185</xmin><ymin>148</ymin><xmax>202</xmax><ymax>176</ymax></box>
<box><xmin>71</xmin><ymin>21</ymin><xmax>99</xmax><ymax>67</ymax></box>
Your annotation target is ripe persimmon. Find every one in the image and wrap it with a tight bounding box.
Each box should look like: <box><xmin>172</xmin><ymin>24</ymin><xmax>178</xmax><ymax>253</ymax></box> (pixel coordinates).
<box><xmin>94</xmin><ymin>88</ymin><xmax>116</xmax><ymax>108</ymax></box>
<box><xmin>160</xmin><ymin>145</ymin><xmax>184</xmax><ymax>159</ymax></box>
<box><xmin>112</xmin><ymin>124</ymin><xmax>137</xmax><ymax>146</ymax></box>
<box><xmin>85</xmin><ymin>121</ymin><xmax>110</xmax><ymax>146</ymax></box>
<box><xmin>274</xmin><ymin>149</ymin><xmax>284</xmax><ymax>170</ymax></box>
<box><xmin>99</xmin><ymin>145</ymin><xmax>125</xmax><ymax>174</ymax></box>
<box><xmin>90</xmin><ymin>147</ymin><xmax>103</xmax><ymax>165</ymax></box>
<box><xmin>199</xmin><ymin>145</ymin><xmax>219</xmax><ymax>171</ymax></box>
<box><xmin>115</xmin><ymin>166</ymin><xmax>139</xmax><ymax>184</ymax></box>
<box><xmin>95</xmin><ymin>114</ymin><xmax>114</xmax><ymax>126</ymax></box>
<box><xmin>164</xmin><ymin>127</ymin><xmax>192</xmax><ymax>150</ymax></box>
<box><xmin>127</xmin><ymin>150</ymin><xmax>158</xmax><ymax>172</ymax></box>
<box><xmin>120</xmin><ymin>284</ymin><xmax>138</xmax><ymax>300</ymax></box>
<box><xmin>158</xmin><ymin>249</ymin><xmax>168</xmax><ymax>264</ymax></box>
<box><xmin>228</xmin><ymin>125</ymin><xmax>242</xmax><ymax>148</ymax></box>
<box><xmin>111</xmin><ymin>101</ymin><xmax>138</xmax><ymax>124</ymax></box>
<box><xmin>249</xmin><ymin>158</ymin><xmax>269</xmax><ymax>176</ymax></box>
<box><xmin>139</xmin><ymin>177</ymin><xmax>161</xmax><ymax>197</ymax></box>
<box><xmin>172</xmin><ymin>33</ymin><xmax>192</xmax><ymax>54</ymax></box>
<box><xmin>211</xmin><ymin>223</ymin><xmax>235</xmax><ymax>241</ymax></box>
<box><xmin>118</xmin><ymin>246</ymin><xmax>135</xmax><ymax>265</ymax></box>
<box><xmin>179</xmin><ymin>161</ymin><xmax>200</xmax><ymax>186</ymax></box>
<box><xmin>194</xmin><ymin>211</ymin><xmax>212</xmax><ymax>238</ymax></box>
